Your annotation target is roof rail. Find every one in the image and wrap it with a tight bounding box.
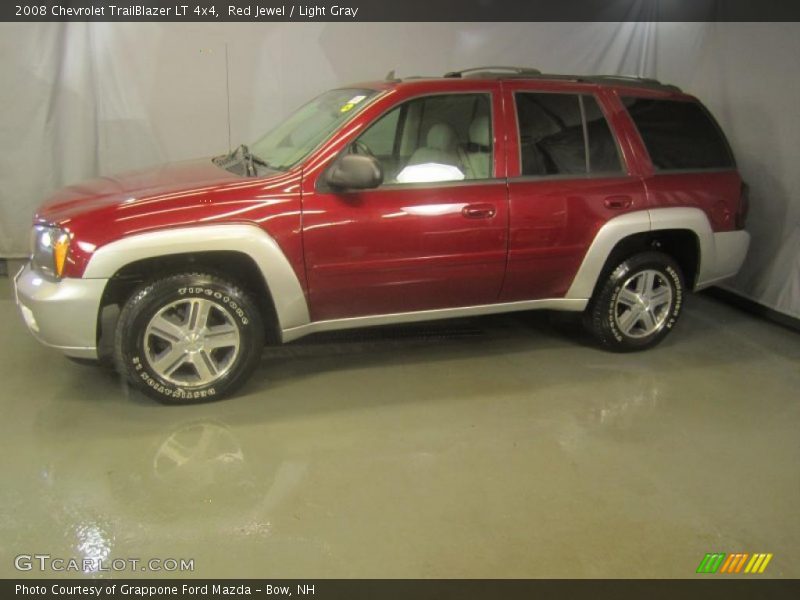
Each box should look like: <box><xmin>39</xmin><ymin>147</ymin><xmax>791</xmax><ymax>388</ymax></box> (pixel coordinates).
<box><xmin>589</xmin><ymin>74</ymin><xmax>662</xmax><ymax>84</ymax></box>
<box><xmin>577</xmin><ymin>74</ymin><xmax>682</xmax><ymax>92</ymax></box>
<box><xmin>444</xmin><ymin>66</ymin><xmax>542</xmax><ymax>78</ymax></box>
<box><xmin>491</xmin><ymin>72</ymin><xmax>681</xmax><ymax>92</ymax></box>
<box><xmin>438</xmin><ymin>68</ymin><xmax>680</xmax><ymax>91</ymax></box>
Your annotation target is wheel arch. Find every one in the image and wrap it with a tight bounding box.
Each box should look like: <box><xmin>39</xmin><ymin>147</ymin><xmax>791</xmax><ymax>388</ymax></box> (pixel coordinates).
<box><xmin>99</xmin><ymin>250</ymin><xmax>280</xmax><ymax>342</ymax></box>
<box><xmin>85</xmin><ymin>225</ymin><xmax>311</xmax><ymax>350</ymax></box>
<box><xmin>566</xmin><ymin>208</ymin><xmax>714</xmax><ymax>300</ymax></box>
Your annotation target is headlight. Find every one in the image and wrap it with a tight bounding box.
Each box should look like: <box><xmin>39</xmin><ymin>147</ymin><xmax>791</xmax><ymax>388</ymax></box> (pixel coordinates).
<box><xmin>30</xmin><ymin>225</ymin><xmax>71</xmax><ymax>279</ymax></box>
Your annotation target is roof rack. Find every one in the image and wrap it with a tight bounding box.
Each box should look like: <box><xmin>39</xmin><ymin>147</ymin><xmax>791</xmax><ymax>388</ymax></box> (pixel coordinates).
<box><xmin>578</xmin><ymin>74</ymin><xmax>681</xmax><ymax>92</ymax></box>
<box><xmin>439</xmin><ymin>67</ymin><xmax>681</xmax><ymax>92</ymax></box>
<box><xmin>444</xmin><ymin>66</ymin><xmax>542</xmax><ymax>78</ymax></box>
<box><xmin>588</xmin><ymin>74</ymin><xmax>662</xmax><ymax>85</ymax></box>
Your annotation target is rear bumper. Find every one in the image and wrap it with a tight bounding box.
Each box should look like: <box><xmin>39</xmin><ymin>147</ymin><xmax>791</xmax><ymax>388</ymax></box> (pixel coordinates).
<box><xmin>13</xmin><ymin>263</ymin><xmax>107</xmax><ymax>359</ymax></box>
<box><xmin>695</xmin><ymin>230</ymin><xmax>751</xmax><ymax>290</ymax></box>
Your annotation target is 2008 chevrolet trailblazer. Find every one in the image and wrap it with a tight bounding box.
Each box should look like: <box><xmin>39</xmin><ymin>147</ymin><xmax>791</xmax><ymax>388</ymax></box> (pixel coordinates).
<box><xmin>15</xmin><ymin>67</ymin><xmax>750</xmax><ymax>403</ymax></box>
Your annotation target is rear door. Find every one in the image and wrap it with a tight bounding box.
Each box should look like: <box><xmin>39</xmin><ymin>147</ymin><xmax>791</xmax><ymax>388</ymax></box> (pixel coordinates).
<box><xmin>501</xmin><ymin>83</ymin><xmax>648</xmax><ymax>301</ymax></box>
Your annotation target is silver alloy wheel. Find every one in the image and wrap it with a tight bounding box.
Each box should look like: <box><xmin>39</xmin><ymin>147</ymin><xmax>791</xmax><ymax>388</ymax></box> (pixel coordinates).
<box><xmin>613</xmin><ymin>269</ymin><xmax>674</xmax><ymax>339</ymax></box>
<box><xmin>144</xmin><ymin>298</ymin><xmax>241</xmax><ymax>387</ymax></box>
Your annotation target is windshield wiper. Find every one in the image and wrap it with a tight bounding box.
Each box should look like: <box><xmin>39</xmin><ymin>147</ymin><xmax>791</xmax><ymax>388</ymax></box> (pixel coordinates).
<box><xmin>241</xmin><ymin>145</ymin><xmax>281</xmax><ymax>176</ymax></box>
<box><xmin>250</xmin><ymin>154</ymin><xmax>270</xmax><ymax>168</ymax></box>
<box><xmin>216</xmin><ymin>144</ymin><xmax>278</xmax><ymax>176</ymax></box>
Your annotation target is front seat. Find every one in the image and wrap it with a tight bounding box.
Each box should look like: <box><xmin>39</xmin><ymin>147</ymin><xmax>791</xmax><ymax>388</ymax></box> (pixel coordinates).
<box><xmin>395</xmin><ymin>122</ymin><xmax>465</xmax><ymax>183</ymax></box>
<box><xmin>407</xmin><ymin>123</ymin><xmax>462</xmax><ymax>169</ymax></box>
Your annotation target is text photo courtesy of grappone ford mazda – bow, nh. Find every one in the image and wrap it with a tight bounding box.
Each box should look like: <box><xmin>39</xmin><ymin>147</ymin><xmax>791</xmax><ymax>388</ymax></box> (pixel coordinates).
<box><xmin>15</xmin><ymin>583</ymin><xmax>304</xmax><ymax>597</ymax></box>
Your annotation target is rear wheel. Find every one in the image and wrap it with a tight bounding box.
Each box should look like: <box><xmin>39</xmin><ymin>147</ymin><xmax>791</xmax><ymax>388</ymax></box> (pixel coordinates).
<box><xmin>585</xmin><ymin>251</ymin><xmax>684</xmax><ymax>352</ymax></box>
<box><xmin>114</xmin><ymin>273</ymin><xmax>264</xmax><ymax>403</ymax></box>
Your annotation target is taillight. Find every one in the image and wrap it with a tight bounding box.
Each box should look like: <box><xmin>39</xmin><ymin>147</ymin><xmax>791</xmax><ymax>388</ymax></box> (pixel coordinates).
<box><xmin>736</xmin><ymin>182</ymin><xmax>750</xmax><ymax>230</ymax></box>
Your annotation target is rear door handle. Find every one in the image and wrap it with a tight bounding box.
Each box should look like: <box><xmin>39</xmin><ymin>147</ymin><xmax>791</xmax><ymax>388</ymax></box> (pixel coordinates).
<box><xmin>462</xmin><ymin>203</ymin><xmax>497</xmax><ymax>219</ymax></box>
<box><xmin>604</xmin><ymin>195</ymin><xmax>633</xmax><ymax>210</ymax></box>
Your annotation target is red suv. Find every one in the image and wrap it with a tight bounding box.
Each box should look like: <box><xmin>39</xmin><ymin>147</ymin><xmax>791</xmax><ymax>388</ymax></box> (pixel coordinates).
<box><xmin>15</xmin><ymin>67</ymin><xmax>750</xmax><ymax>402</ymax></box>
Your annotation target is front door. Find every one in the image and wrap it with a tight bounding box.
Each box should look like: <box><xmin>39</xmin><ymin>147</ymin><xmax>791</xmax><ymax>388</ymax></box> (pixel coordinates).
<box><xmin>302</xmin><ymin>89</ymin><xmax>508</xmax><ymax>322</ymax></box>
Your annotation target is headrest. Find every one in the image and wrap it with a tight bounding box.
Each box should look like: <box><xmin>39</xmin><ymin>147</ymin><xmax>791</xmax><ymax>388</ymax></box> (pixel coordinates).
<box><xmin>426</xmin><ymin>123</ymin><xmax>458</xmax><ymax>152</ymax></box>
<box><xmin>469</xmin><ymin>116</ymin><xmax>491</xmax><ymax>147</ymax></box>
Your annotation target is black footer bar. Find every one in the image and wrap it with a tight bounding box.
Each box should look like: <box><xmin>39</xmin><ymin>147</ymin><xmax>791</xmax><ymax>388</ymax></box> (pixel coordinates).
<box><xmin>6</xmin><ymin>579</ymin><xmax>800</xmax><ymax>600</ymax></box>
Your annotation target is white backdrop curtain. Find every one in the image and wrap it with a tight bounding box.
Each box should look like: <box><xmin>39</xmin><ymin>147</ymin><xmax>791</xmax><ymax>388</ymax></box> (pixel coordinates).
<box><xmin>0</xmin><ymin>22</ymin><xmax>798</xmax><ymax>319</ymax></box>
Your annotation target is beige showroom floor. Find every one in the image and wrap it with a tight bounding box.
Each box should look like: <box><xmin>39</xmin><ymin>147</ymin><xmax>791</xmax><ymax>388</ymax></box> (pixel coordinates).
<box><xmin>1</xmin><ymin>271</ymin><xmax>798</xmax><ymax>579</ymax></box>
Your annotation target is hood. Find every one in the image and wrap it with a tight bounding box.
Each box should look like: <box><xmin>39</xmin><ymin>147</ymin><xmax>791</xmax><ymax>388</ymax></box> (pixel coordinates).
<box><xmin>37</xmin><ymin>159</ymin><xmax>240</xmax><ymax>224</ymax></box>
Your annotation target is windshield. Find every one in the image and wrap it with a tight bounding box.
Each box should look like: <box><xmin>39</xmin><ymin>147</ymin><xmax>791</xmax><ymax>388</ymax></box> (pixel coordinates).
<box><xmin>250</xmin><ymin>88</ymin><xmax>377</xmax><ymax>170</ymax></box>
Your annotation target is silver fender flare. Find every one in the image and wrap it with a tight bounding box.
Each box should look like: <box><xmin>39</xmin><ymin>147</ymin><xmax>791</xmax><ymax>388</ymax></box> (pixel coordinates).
<box><xmin>565</xmin><ymin>207</ymin><xmax>716</xmax><ymax>299</ymax></box>
<box><xmin>83</xmin><ymin>224</ymin><xmax>311</xmax><ymax>330</ymax></box>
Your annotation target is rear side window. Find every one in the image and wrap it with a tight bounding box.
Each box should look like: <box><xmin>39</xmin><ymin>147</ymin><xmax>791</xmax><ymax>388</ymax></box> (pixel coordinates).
<box><xmin>623</xmin><ymin>98</ymin><xmax>734</xmax><ymax>170</ymax></box>
<box><xmin>583</xmin><ymin>96</ymin><xmax>622</xmax><ymax>173</ymax></box>
<box><xmin>515</xmin><ymin>92</ymin><xmax>623</xmax><ymax>177</ymax></box>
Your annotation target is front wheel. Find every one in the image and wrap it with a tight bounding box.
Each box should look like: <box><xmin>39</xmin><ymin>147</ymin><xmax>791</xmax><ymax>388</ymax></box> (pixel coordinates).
<box><xmin>585</xmin><ymin>251</ymin><xmax>684</xmax><ymax>352</ymax></box>
<box><xmin>114</xmin><ymin>273</ymin><xmax>264</xmax><ymax>403</ymax></box>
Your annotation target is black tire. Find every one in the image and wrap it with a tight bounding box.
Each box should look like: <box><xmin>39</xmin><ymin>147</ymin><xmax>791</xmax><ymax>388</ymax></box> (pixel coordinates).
<box><xmin>114</xmin><ymin>273</ymin><xmax>264</xmax><ymax>404</ymax></box>
<box><xmin>585</xmin><ymin>251</ymin><xmax>684</xmax><ymax>352</ymax></box>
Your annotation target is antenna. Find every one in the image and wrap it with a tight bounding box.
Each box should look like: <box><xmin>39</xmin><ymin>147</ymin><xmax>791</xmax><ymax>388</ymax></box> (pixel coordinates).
<box><xmin>225</xmin><ymin>42</ymin><xmax>232</xmax><ymax>152</ymax></box>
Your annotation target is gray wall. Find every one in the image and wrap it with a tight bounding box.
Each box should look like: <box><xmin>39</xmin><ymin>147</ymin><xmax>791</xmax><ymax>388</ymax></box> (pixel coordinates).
<box><xmin>1</xmin><ymin>22</ymin><xmax>798</xmax><ymax>319</ymax></box>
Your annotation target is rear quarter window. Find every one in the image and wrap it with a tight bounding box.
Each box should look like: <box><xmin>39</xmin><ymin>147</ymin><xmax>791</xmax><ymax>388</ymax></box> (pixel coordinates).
<box><xmin>623</xmin><ymin>98</ymin><xmax>734</xmax><ymax>171</ymax></box>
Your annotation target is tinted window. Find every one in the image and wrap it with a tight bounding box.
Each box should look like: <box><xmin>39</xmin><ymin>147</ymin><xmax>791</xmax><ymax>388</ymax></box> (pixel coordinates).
<box><xmin>624</xmin><ymin>98</ymin><xmax>734</xmax><ymax>170</ymax></box>
<box><xmin>583</xmin><ymin>96</ymin><xmax>623</xmax><ymax>173</ymax></box>
<box><xmin>516</xmin><ymin>93</ymin><xmax>586</xmax><ymax>176</ymax></box>
<box><xmin>353</xmin><ymin>93</ymin><xmax>493</xmax><ymax>184</ymax></box>
<box><xmin>515</xmin><ymin>93</ymin><xmax>623</xmax><ymax>176</ymax></box>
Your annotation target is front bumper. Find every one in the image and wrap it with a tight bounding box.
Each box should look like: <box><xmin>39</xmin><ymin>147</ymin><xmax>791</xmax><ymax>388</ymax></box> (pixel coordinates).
<box><xmin>14</xmin><ymin>263</ymin><xmax>108</xmax><ymax>359</ymax></box>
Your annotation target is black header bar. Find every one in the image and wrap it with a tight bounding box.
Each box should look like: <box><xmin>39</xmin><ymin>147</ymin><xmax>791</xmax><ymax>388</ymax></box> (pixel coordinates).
<box><xmin>4</xmin><ymin>0</ymin><xmax>800</xmax><ymax>22</ymax></box>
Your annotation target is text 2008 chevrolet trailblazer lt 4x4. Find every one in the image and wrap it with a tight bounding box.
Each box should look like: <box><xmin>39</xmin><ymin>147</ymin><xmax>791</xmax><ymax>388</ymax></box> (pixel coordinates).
<box><xmin>15</xmin><ymin>67</ymin><xmax>750</xmax><ymax>403</ymax></box>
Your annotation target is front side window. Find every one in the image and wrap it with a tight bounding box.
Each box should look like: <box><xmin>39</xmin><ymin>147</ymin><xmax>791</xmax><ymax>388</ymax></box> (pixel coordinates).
<box><xmin>352</xmin><ymin>93</ymin><xmax>493</xmax><ymax>185</ymax></box>
<box><xmin>515</xmin><ymin>92</ymin><xmax>624</xmax><ymax>177</ymax></box>
<box><xmin>623</xmin><ymin>98</ymin><xmax>734</xmax><ymax>170</ymax></box>
<box><xmin>250</xmin><ymin>88</ymin><xmax>377</xmax><ymax>170</ymax></box>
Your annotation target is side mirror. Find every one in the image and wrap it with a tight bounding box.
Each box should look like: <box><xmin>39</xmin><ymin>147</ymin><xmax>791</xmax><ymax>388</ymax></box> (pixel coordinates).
<box><xmin>325</xmin><ymin>154</ymin><xmax>383</xmax><ymax>190</ymax></box>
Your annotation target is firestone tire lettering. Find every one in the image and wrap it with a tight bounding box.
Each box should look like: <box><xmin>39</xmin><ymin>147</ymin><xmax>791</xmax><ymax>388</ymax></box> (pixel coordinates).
<box><xmin>114</xmin><ymin>273</ymin><xmax>264</xmax><ymax>404</ymax></box>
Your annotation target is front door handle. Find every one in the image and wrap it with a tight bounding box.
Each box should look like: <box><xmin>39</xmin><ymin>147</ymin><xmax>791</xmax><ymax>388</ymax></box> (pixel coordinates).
<box><xmin>604</xmin><ymin>195</ymin><xmax>633</xmax><ymax>210</ymax></box>
<box><xmin>462</xmin><ymin>203</ymin><xmax>497</xmax><ymax>219</ymax></box>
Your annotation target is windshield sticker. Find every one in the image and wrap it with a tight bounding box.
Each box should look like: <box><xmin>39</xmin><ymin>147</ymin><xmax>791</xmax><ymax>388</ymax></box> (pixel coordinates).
<box><xmin>340</xmin><ymin>94</ymin><xmax>367</xmax><ymax>113</ymax></box>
